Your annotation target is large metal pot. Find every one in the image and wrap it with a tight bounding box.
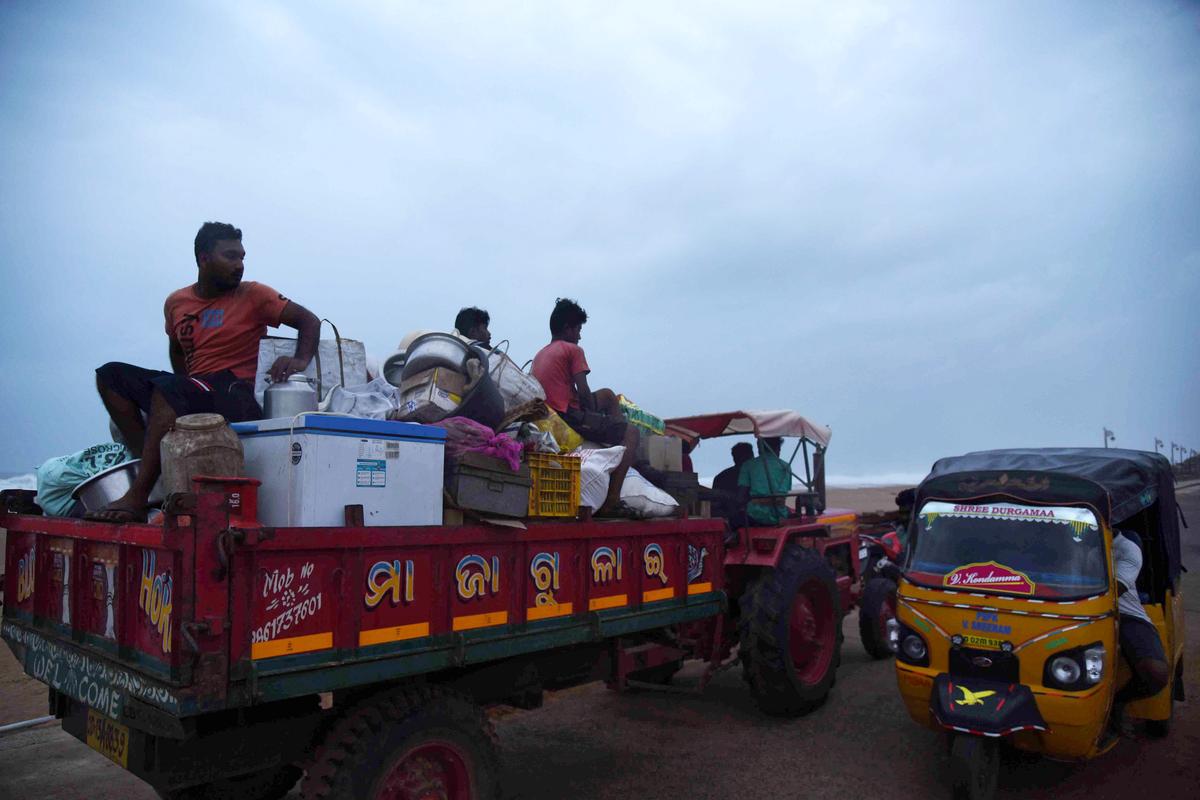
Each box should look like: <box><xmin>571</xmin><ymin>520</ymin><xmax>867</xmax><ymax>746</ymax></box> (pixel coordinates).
<box><xmin>71</xmin><ymin>460</ymin><xmax>165</xmax><ymax>512</ymax></box>
<box><xmin>399</xmin><ymin>333</ymin><xmax>476</xmax><ymax>379</ymax></box>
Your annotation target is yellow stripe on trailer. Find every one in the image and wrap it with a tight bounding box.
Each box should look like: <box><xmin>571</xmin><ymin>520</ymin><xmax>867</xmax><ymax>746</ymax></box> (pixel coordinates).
<box><xmin>251</xmin><ymin>631</ymin><xmax>333</xmax><ymax>660</ymax></box>
<box><xmin>452</xmin><ymin>611</ymin><xmax>509</xmax><ymax>631</ymax></box>
<box><xmin>358</xmin><ymin>622</ymin><xmax>430</xmax><ymax>647</ymax></box>
<box><xmin>643</xmin><ymin>587</ymin><xmax>675</xmax><ymax>603</ymax></box>
<box><xmin>527</xmin><ymin>602</ymin><xmax>574</xmax><ymax>621</ymax></box>
<box><xmin>589</xmin><ymin>594</ymin><xmax>627</xmax><ymax>611</ymax></box>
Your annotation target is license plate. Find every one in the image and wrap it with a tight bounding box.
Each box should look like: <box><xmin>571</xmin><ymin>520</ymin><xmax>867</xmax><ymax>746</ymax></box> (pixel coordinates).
<box><xmin>86</xmin><ymin>708</ymin><xmax>129</xmax><ymax>768</ymax></box>
<box><xmin>858</xmin><ymin>547</ymin><xmax>869</xmax><ymax>561</ymax></box>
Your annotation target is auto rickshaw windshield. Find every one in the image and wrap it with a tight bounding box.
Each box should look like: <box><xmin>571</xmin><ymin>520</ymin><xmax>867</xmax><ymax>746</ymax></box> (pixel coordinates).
<box><xmin>906</xmin><ymin>500</ymin><xmax>1107</xmax><ymax>600</ymax></box>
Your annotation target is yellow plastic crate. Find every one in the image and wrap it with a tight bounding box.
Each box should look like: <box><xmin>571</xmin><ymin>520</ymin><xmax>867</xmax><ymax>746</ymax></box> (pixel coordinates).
<box><xmin>526</xmin><ymin>452</ymin><xmax>582</xmax><ymax>517</ymax></box>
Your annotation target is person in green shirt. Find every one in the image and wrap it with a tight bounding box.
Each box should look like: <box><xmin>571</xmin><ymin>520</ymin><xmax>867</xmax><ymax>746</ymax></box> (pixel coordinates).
<box><xmin>737</xmin><ymin>436</ymin><xmax>793</xmax><ymax>526</ymax></box>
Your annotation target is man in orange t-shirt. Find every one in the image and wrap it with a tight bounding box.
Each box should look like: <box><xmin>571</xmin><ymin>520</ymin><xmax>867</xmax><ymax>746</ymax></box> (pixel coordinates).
<box><xmin>89</xmin><ymin>222</ymin><xmax>320</xmax><ymax>523</ymax></box>
<box><xmin>531</xmin><ymin>298</ymin><xmax>639</xmax><ymax>511</ymax></box>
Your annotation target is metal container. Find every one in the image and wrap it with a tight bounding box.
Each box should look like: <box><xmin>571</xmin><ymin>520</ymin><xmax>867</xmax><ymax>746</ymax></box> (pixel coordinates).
<box><xmin>263</xmin><ymin>374</ymin><xmax>318</xmax><ymax>419</ymax></box>
<box><xmin>160</xmin><ymin>413</ymin><xmax>244</xmax><ymax>495</ymax></box>
<box><xmin>400</xmin><ymin>333</ymin><xmax>475</xmax><ymax>378</ymax></box>
<box><xmin>381</xmin><ymin>350</ymin><xmax>407</xmax><ymax>387</ymax></box>
<box><xmin>71</xmin><ymin>460</ymin><xmax>165</xmax><ymax>512</ymax></box>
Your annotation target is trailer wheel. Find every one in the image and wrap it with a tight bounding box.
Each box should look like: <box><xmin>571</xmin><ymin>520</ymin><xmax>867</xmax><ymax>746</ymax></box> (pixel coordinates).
<box><xmin>158</xmin><ymin>766</ymin><xmax>301</xmax><ymax>800</ymax></box>
<box><xmin>739</xmin><ymin>544</ymin><xmax>843</xmax><ymax>716</ymax></box>
<box><xmin>858</xmin><ymin>577</ymin><xmax>898</xmax><ymax>659</ymax></box>
<box><xmin>302</xmin><ymin>686</ymin><xmax>499</xmax><ymax>800</ymax></box>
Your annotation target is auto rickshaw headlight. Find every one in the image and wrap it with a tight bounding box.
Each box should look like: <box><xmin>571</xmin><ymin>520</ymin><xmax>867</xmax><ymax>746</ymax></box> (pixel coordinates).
<box><xmin>895</xmin><ymin>622</ymin><xmax>930</xmax><ymax>666</ymax></box>
<box><xmin>1043</xmin><ymin>642</ymin><xmax>1106</xmax><ymax>690</ymax></box>
<box><xmin>1050</xmin><ymin>656</ymin><xmax>1082</xmax><ymax>685</ymax></box>
<box><xmin>1083</xmin><ymin>645</ymin><xmax>1106</xmax><ymax>684</ymax></box>
<box><xmin>901</xmin><ymin>634</ymin><xmax>927</xmax><ymax>662</ymax></box>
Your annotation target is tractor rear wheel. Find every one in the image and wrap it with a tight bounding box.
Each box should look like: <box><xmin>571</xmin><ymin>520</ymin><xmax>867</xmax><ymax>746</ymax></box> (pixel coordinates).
<box><xmin>739</xmin><ymin>544</ymin><xmax>842</xmax><ymax>716</ymax></box>
<box><xmin>301</xmin><ymin>686</ymin><xmax>499</xmax><ymax>800</ymax></box>
<box><xmin>858</xmin><ymin>576</ymin><xmax>898</xmax><ymax>659</ymax></box>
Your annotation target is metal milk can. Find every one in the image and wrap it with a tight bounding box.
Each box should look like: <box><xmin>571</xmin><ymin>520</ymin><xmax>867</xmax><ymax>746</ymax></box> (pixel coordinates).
<box><xmin>263</xmin><ymin>374</ymin><xmax>318</xmax><ymax>419</ymax></box>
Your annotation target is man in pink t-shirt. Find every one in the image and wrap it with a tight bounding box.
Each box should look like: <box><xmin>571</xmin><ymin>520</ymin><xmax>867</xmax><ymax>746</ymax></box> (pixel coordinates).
<box><xmin>89</xmin><ymin>222</ymin><xmax>321</xmax><ymax>523</ymax></box>
<box><xmin>531</xmin><ymin>298</ymin><xmax>639</xmax><ymax>511</ymax></box>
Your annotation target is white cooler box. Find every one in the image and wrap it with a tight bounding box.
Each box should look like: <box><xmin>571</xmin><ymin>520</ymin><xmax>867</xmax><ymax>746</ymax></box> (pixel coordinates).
<box><xmin>232</xmin><ymin>415</ymin><xmax>446</xmax><ymax>527</ymax></box>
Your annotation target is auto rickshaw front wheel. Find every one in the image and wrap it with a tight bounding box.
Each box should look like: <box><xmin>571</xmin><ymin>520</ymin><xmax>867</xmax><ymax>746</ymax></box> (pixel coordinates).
<box><xmin>949</xmin><ymin>734</ymin><xmax>999</xmax><ymax>800</ymax></box>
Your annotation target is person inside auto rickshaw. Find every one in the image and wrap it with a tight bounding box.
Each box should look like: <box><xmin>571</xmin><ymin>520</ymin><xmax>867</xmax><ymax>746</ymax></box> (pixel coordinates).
<box><xmin>1111</xmin><ymin>529</ymin><xmax>1170</xmax><ymax>727</ymax></box>
<box><xmin>736</xmin><ymin>436</ymin><xmax>791</xmax><ymax>526</ymax></box>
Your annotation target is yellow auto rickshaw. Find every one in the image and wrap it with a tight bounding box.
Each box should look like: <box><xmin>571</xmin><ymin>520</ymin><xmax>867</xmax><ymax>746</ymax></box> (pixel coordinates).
<box><xmin>892</xmin><ymin>448</ymin><xmax>1186</xmax><ymax>800</ymax></box>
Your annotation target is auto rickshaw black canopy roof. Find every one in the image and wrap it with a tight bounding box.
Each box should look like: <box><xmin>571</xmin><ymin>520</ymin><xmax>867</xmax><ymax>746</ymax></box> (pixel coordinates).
<box><xmin>917</xmin><ymin>447</ymin><xmax>1182</xmax><ymax>590</ymax></box>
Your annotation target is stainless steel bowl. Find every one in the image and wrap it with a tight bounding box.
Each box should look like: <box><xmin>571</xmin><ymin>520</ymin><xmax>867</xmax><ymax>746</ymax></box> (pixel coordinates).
<box><xmin>401</xmin><ymin>333</ymin><xmax>475</xmax><ymax>378</ymax></box>
<box><xmin>71</xmin><ymin>460</ymin><xmax>165</xmax><ymax>512</ymax></box>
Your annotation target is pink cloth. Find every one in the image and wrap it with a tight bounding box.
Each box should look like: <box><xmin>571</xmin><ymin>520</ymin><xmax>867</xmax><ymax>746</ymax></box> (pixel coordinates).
<box><xmin>530</xmin><ymin>340</ymin><xmax>589</xmax><ymax>414</ymax></box>
<box><xmin>432</xmin><ymin>417</ymin><xmax>524</xmax><ymax>472</ymax></box>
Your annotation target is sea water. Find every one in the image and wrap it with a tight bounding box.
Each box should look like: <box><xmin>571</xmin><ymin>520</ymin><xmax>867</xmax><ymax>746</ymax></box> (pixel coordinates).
<box><xmin>0</xmin><ymin>473</ymin><xmax>36</xmax><ymax>491</ymax></box>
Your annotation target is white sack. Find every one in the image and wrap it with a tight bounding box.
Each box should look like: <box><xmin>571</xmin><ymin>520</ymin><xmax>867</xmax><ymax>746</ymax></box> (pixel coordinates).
<box><xmin>574</xmin><ymin>445</ymin><xmax>625</xmax><ymax>511</ymax></box>
<box><xmin>255</xmin><ymin>336</ymin><xmax>368</xmax><ymax>405</ymax></box>
<box><xmin>620</xmin><ymin>468</ymin><xmax>679</xmax><ymax>518</ymax></box>
<box><xmin>319</xmin><ymin>377</ymin><xmax>401</xmax><ymax>419</ymax></box>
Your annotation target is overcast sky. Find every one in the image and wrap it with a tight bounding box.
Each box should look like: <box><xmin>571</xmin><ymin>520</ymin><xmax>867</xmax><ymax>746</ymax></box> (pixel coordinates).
<box><xmin>1</xmin><ymin>1</ymin><xmax>1197</xmax><ymax>483</ymax></box>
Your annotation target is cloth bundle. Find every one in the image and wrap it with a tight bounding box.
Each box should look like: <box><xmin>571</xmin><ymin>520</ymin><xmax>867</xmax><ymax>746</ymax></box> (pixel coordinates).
<box><xmin>431</xmin><ymin>416</ymin><xmax>523</xmax><ymax>473</ymax></box>
<box><xmin>37</xmin><ymin>442</ymin><xmax>133</xmax><ymax>516</ymax></box>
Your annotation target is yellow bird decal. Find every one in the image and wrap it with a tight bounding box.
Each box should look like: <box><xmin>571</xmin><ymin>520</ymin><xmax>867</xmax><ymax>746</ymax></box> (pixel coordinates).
<box><xmin>957</xmin><ymin>686</ymin><xmax>996</xmax><ymax>706</ymax></box>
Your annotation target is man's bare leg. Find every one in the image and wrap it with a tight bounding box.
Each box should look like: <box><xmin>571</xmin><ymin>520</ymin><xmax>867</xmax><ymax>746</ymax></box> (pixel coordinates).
<box><xmin>593</xmin><ymin>388</ymin><xmax>621</xmax><ymax>416</ymax></box>
<box><xmin>87</xmin><ymin>390</ymin><xmax>176</xmax><ymax>523</ymax></box>
<box><xmin>97</xmin><ymin>375</ymin><xmax>147</xmax><ymax>454</ymax></box>
<box><xmin>602</xmin><ymin>424</ymin><xmax>640</xmax><ymax>510</ymax></box>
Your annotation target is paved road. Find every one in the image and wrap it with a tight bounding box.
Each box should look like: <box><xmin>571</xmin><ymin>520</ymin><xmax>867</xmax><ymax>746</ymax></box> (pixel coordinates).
<box><xmin>2</xmin><ymin>486</ymin><xmax>1198</xmax><ymax>799</ymax></box>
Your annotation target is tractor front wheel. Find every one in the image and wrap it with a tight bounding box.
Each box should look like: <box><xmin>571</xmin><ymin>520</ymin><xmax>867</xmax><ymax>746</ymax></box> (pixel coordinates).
<box><xmin>739</xmin><ymin>544</ymin><xmax>843</xmax><ymax>716</ymax></box>
<box><xmin>858</xmin><ymin>576</ymin><xmax>898</xmax><ymax>659</ymax></box>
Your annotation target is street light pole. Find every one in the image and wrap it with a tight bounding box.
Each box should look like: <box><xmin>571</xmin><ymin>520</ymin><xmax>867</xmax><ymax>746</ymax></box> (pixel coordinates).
<box><xmin>1154</xmin><ymin>438</ymin><xmax>1163</xmax><ymax>453</ymax></box>
<box><xmin>1103</xmin><ymin>428</ymin><xmax>1114</xmax><ymax>448</ymax></box>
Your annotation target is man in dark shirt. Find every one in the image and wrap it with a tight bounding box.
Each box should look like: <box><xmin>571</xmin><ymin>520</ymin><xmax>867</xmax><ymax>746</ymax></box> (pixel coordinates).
<box><xmin>711</xmin><ymin>442</ymin><xmax>753</xmax><ymax>522</ymax></box>
<box><xmin>454</xmin><ymin>306</ymin><xmax>491</xmax><ymax>348</ymax></box>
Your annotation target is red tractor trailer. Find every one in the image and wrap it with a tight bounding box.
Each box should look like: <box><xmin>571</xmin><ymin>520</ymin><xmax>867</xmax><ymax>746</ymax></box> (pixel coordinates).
<box><xmin>2</xmin><ymin>410</ymin><xmax>886</xmax><ymax>800</ymax></box>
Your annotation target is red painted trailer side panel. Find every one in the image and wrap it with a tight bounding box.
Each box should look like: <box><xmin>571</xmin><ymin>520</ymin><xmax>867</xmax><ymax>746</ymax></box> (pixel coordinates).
<box><xmin>3</xmin><ymin>479</ymin><xmax>728</xmax><ymax>722</ymax></box>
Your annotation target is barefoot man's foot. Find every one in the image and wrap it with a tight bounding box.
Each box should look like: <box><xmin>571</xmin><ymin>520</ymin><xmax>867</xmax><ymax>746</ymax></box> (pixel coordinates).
<box><xmin>84</xmin><ymin>490</ymin><xmax>148</xmax><ymax>524</ymax></box>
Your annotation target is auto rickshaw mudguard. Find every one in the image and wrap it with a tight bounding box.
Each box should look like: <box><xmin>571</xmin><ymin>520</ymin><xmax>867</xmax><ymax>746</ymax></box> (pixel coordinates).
<box><xmin>930</xmin><ymin>674</ymin><xmax>1047</xmax><ymax>736</ymax></box>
